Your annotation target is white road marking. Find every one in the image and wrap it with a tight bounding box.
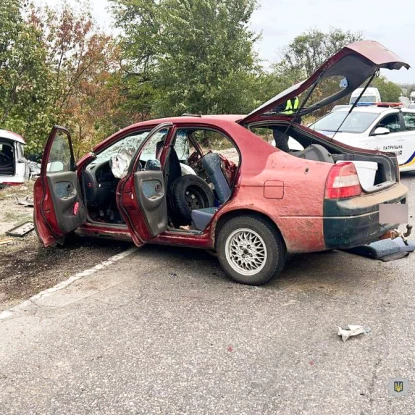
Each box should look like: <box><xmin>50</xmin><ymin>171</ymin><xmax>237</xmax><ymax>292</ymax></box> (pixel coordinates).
<box><xmin>0</xmin><ymin>247</ymin><xmax>137</xmax><ymax>321</ymax></box>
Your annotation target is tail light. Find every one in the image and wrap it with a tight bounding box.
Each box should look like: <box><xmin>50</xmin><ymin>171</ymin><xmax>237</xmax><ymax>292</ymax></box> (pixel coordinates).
<box><xmin>325</xmin><ymin>162</ymin><xmax>362</xmax><ymax>199</ymax></box>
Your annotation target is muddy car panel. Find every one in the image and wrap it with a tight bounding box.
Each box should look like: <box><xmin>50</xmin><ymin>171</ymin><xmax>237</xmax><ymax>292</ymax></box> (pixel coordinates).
<box><xmin>323</xmin><ymin>182</ymin><xmax>408</xmax><ymax>249</ymax></box>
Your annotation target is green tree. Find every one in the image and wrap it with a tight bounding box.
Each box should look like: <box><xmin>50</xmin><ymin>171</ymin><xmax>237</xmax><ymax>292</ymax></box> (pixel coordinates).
<box><xmin>0</xmin><ymin>0</ymin><xmax>51</xmax><ymax>154</ymax></box>
<box><xmin>110</xmin><ymin>0</ymin><xmax>260</xmax><ymax>117</ymax></box>
<box><xmin>279</xmin><ymin>28</ymin><xmax>363</xmax><ymax>78</ymax></box>
<box><xmin>372</xmin><ymin>76</ymin><xmax>405</xmax><ymax>102</ymax></box>
<box><xmin>34</xmin><ymin>3</ymin><xmax>126</xmax><ymax>158</ymax></box>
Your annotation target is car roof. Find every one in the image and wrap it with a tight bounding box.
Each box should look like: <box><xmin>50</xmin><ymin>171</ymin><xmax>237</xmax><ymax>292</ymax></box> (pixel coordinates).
<box><xmin>133</xmin><ymin>114</ymin><xmax>244</xmax><ymax>128</ymax></box>
<box><xmin>0</xmin><ymin>129</ymin><xmax>25</xmax><ymax>144</ymax></box>
<box><xmin>333</xmin><ymin>106</ymin><xmax>415</xmax><ymax>114</ymax></box>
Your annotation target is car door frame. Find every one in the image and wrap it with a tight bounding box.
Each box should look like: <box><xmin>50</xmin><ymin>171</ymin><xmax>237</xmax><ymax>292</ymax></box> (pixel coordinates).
<box><xmin>117</xmin><ymin>123</ymin><xmax>173</xmax><ymax>247</ymax></box>
<box><xmin>34</xmin><ymin>126</ymin><xmax>87</xmax><ymax>246</ymax></box>
<box><xmin>398</xmin><ymin>110</ymin><xmax>415</xmax><ymax>167</ymax></box>
<box><xmin>368</xmin><ymin>111</ymin><xmax>406</xmax><ymax>162</ymax></box>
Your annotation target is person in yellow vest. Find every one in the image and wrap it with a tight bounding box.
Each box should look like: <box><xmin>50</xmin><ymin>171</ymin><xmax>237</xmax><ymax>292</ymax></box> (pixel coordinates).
<box><xmin>281</xmin><ymin>96</ymin><xmax>300</xmax><ymax>115</ymax></box>
<box><xmin>272</xmin><ymin>97</ymin><xmax>301</xmax><ymax>152</ymax></box>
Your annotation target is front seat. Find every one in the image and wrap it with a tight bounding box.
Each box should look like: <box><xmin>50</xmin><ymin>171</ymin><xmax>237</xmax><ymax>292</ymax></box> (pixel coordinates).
<box><xmin>165</xmin><ymin>145</ymin><xmax>182</xmax><ymax>190</ymax></box>
<box><xmin>191</xmin><ymin>152</ymin><xmax>232</xmax><ymax>231</ymax></box>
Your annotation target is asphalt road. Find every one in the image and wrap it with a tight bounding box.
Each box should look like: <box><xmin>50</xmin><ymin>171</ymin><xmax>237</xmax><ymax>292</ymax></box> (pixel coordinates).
<box><xmin>1</xmin><ymin>174</ymin><xmax>415</xmax><ymax>415</ymax></box>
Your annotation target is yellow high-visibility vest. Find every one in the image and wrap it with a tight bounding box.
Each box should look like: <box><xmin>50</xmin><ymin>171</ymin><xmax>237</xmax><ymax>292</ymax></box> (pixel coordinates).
<box><xmin>282</xmin><ymin>97</ymin><xmax>299</xmax><ymax>114</ymax></box>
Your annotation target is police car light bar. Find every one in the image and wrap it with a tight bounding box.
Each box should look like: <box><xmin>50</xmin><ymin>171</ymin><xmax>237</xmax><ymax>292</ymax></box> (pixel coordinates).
<box><xmin>376</xmin><ymin>102</ymin><xmax>404</xmax><ymax>107</ymax></box>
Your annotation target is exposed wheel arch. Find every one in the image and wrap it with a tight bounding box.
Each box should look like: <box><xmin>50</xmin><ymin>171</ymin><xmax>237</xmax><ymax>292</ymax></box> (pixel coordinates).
<box><xmin>214</xmin><ymin>209</ymin><xmax>287</xmax><ymax>251</ymax></box>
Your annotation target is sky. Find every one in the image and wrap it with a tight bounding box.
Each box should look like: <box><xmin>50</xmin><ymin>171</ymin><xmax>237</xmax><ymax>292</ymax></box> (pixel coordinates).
<box><xmin>36</xmin><ymin>0</ymin><xmax>415</xmax><ymax>85</ymax></box>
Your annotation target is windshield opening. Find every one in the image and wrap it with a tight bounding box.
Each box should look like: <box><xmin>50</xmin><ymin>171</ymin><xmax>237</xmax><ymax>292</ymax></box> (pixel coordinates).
<box><xmin>311</xmin><ymin>111</ymin><xmax>379</xmax><ymax>134</ymax></box>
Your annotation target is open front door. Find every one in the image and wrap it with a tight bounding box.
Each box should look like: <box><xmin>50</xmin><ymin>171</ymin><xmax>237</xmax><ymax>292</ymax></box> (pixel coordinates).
<box><xmin>34</xmin><ymin>126</ymin><xmax>87</xmax><ymax>246</ymax></box>
<box><xmin>117</xmin><ymin>124</ymin><xmax>170</xmax><ymax>246</ymax></box>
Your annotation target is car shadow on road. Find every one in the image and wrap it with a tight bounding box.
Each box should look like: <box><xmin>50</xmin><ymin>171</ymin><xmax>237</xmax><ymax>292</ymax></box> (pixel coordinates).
<box><xmin>134</xmin><ymin>243</ymin><xmax>381</xmax><ymax>297</ymax></box>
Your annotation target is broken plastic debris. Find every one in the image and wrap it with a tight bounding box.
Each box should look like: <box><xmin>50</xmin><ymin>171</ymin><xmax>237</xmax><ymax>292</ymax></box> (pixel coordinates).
<box><xmin>14</xmin><ymin>195</ymin><xmax>34</xmax><ymax>207</ymax></box>
<box><xmin>337</xmin><ymin>325</ymin><xmax>371</xmax><ymax>342</ymax></box>
<box><xmin>6</xmin><ymin>222</ymin><xmax>35</xmax><ymax>237</ymax></box>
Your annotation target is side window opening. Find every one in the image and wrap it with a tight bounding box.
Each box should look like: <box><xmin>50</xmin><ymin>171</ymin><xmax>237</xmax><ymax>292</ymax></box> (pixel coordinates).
<box><xmin>166</xmin><ymin>128</ymin><xmax>240</xmax><ymax>231</ymax></box>
<box><xmin>47</xmin><ymin>133</ymin><xmax>72</xmax><ymax>173</ymax></box>
<box><xmin>403</xmin><ymin>113</ymin><xmax>415</xmax><ymax>131</ymax></box>
<box><xmin>377</xmin><ymin>114</ymin><xmax>401</xmax><ymax>133</ymax></box>
<box><xmin>250</xmin><ymin>126</ymin><xmax>304</xmax><ymax>152</ymax></box>
<box><xmin>81</xmin><ymin>130</ymin><xmax>150</xmax><ymax>226</ymax></box>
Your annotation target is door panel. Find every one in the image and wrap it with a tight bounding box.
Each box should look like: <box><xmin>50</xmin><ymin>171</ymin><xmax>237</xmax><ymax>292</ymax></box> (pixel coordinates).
<box><xmin>371</xmin><ymin>113</ymin><xmax>405</xmax><ymax>163</ymax></box>
<box><xmin>118</xmin><ymin>123</ymin><xmax>171</xmax><ymax>245</ymax></box>
<box><xmin>400</xmin><ymin>112</ymin><xmax>415</xmax><ymax>168</ymax></box>
<box><xmin>34</xmin><ymin>126</ymin><xmax>86</xmax><ymax>246</ymax></box>
<box><xmin>46</xmin><ymin>171</ymin><xmax>86</xmax><ymax>234</ymax></box>
<box><xmin>133</xmin><ymin>170</ymin><xmax>167</xmax><ymax>237</ymax></box>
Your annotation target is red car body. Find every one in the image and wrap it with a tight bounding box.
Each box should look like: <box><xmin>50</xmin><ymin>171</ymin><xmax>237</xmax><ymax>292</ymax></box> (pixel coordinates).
<box><xmin>34</xmin><ymin>41</ymin><xmax>410</xmax><ymax>285</ymax></box>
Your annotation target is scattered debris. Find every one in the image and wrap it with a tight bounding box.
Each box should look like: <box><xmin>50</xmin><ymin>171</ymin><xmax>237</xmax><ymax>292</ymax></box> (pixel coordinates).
<box><xmin>28</xmin><ymin>160</ymin><xmax>41</xmax><ymax>178</ymax></box>
<box><xmin>0</xmin><ymin>238</ymin><xmax>14</xmax><ymax>246</ymax></box>
<box><xmin>6</xmin><ymin>222</ymin><xmax>35</xmax><ymax>237</ymax></box>
<box><xmin>343</xmin><ymin>237</ymin><xmax>415</xmax><ymax>262</ymax></box>
<box><xmin>337</xmin><ymin>325</ymin><xmax>371</xmax><ymax>342</ymax></box>
<box><xmin>14</xmin><ymin>195</ymin><xmax>34</xmax><ymax>207</ymax></box>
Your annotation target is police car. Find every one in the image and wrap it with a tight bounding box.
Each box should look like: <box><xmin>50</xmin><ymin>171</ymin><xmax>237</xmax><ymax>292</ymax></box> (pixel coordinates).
<box><xmin>309</xmin><ymin>103</ymin><xmax>415</xmax><ymax>172</ymax></box>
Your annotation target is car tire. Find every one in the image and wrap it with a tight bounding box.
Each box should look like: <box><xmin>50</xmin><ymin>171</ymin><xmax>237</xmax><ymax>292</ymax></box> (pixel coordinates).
<box><xmin>217</xmin><ymin>215</ymin><xmax>286</xmax><ymax>285</ymax></box>
<box><xmin>169</xmin><ymin>175</ymin><xmax>215</xmax><ymax>225</ymax></box>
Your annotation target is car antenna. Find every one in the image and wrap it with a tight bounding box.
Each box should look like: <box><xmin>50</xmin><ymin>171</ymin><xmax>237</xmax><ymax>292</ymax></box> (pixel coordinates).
<box><xmin>331</xmin><ymin>70</ymin><xmax>379</xmax><ymax>140</ymax></box>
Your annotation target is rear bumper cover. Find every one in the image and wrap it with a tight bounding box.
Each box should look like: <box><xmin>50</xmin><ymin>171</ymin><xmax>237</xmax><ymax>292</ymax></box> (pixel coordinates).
<box><xmin>323</xmin><ymin>183</ymin><xmax>408</xmax><ymax>249</ymax></box>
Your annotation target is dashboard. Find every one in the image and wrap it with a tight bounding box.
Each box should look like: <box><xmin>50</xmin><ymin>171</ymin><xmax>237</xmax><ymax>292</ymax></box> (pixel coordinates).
<box><xmin>82</xmin><ymin>160</ymin><xmax>118</xmax><ymax>208</ymax></box>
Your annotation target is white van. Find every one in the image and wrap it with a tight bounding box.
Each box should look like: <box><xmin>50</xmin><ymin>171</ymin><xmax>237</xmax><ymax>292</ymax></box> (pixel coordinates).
<box><xmin>410</xmin><ymin>91</ymin><xmax>415</xmax><ymax>103</ymax></box>
<box><xmin>0</xmin><ymin>129</ymin><xmax>30</xmax><ymax>187</ymax></box>
<box><xmin>349</xmin><ymin>87</ymin><xmax>381</xmax><ymax>105</ymax></box>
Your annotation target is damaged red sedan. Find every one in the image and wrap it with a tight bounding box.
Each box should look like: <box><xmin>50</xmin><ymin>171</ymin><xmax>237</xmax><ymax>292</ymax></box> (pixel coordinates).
<box><xmin>34</xmin><ymin>40</ymin><xmax>410</xmax><ymax>285</ymax></box>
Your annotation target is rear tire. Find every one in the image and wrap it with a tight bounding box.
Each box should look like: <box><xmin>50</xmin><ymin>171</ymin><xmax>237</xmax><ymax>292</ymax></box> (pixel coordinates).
<box><xmin>217</xmin><ymin>215</ymin><xmax>286</xmax><ymax>285</ymax></box>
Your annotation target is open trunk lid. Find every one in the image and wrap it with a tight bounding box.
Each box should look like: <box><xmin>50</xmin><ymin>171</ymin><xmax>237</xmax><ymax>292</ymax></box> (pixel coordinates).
<box><xmin>241</xmin><ymin>40</ymin><xmax>410</xmax><ymax>124</ymax></box>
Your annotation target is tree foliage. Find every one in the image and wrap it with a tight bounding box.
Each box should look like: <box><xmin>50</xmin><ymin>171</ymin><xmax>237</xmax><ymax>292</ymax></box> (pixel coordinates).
<box><xmin>0</xmin><ymin>0</ymin><xmax>128</xmax><ymax>158</ymax></box>
<box><xmin>279</xmin><ymin>28</ymin><xmax>363</xmax><ymax>79</ymax></box>
<box><xmin>0</xmin><ymin>3</ymin><xmax>406</xmax><ymax>160</ymax></box>
<box><xmin>32</xmin><ymin>3</ymin><xmax>127</xmax><ymax>158</ymax></box>
<box><xmin>111</xmin><ymin>0</ymin><xmax>260</xmax><ymax>116</ymax></box>
<box><xmin>372</xmin><ymin>76</ymin><xmax>404</xmax><ymax>102</ymax></box>
<box><xmin>0</xmin><ymin>0</ymin><xmax>50</xmax><ymax>151</ymax></box>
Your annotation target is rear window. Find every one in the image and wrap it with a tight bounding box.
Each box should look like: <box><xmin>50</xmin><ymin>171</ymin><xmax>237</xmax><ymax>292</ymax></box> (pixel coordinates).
<box><xmin>311</xmin><ymin>111</ymin><xmax>379</xmax><ymax>134</ymax></box>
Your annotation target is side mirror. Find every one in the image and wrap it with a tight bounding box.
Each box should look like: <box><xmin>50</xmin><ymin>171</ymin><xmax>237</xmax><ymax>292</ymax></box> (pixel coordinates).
<box><xmin>373</xmin><ymin>127</ymin><xmax>390</xmax><ymax>136</ymax></box>
<box><xmin>46</xmin><ymin>161</ymin><xmax>64</xmax><ymax>172</ymax></box>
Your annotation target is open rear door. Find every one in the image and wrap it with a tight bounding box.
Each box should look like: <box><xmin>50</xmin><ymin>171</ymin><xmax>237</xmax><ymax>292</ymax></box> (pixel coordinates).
<box><xmin>34</xmin><ymin>126</ymin><xmax>87</xmax><ymax>246</ymax></box>
<box><xmin>117</xmin><ymin>124</ymin><xmax>171</xmax><ymax>246</ymax></box>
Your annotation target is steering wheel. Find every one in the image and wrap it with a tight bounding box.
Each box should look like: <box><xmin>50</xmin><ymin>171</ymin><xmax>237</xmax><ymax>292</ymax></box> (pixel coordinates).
<box><xmin>188</xmin><ymin>151</ymin><xmax>203</xmax><ymax>169</ymax></box>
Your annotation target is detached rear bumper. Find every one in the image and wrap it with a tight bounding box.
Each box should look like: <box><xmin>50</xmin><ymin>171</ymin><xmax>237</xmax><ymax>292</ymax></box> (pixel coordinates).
<box><xmin>323</xmin><ymin>183</ymin><xmax>408</xmax><ymax>249</ymax></box>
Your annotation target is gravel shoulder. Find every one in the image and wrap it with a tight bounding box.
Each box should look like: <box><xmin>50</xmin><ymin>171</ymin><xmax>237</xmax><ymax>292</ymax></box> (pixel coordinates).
<box><xmin>0</xmin><ymin>183</ymin><xmax>131</xmax><ymax>312</ymax></box>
